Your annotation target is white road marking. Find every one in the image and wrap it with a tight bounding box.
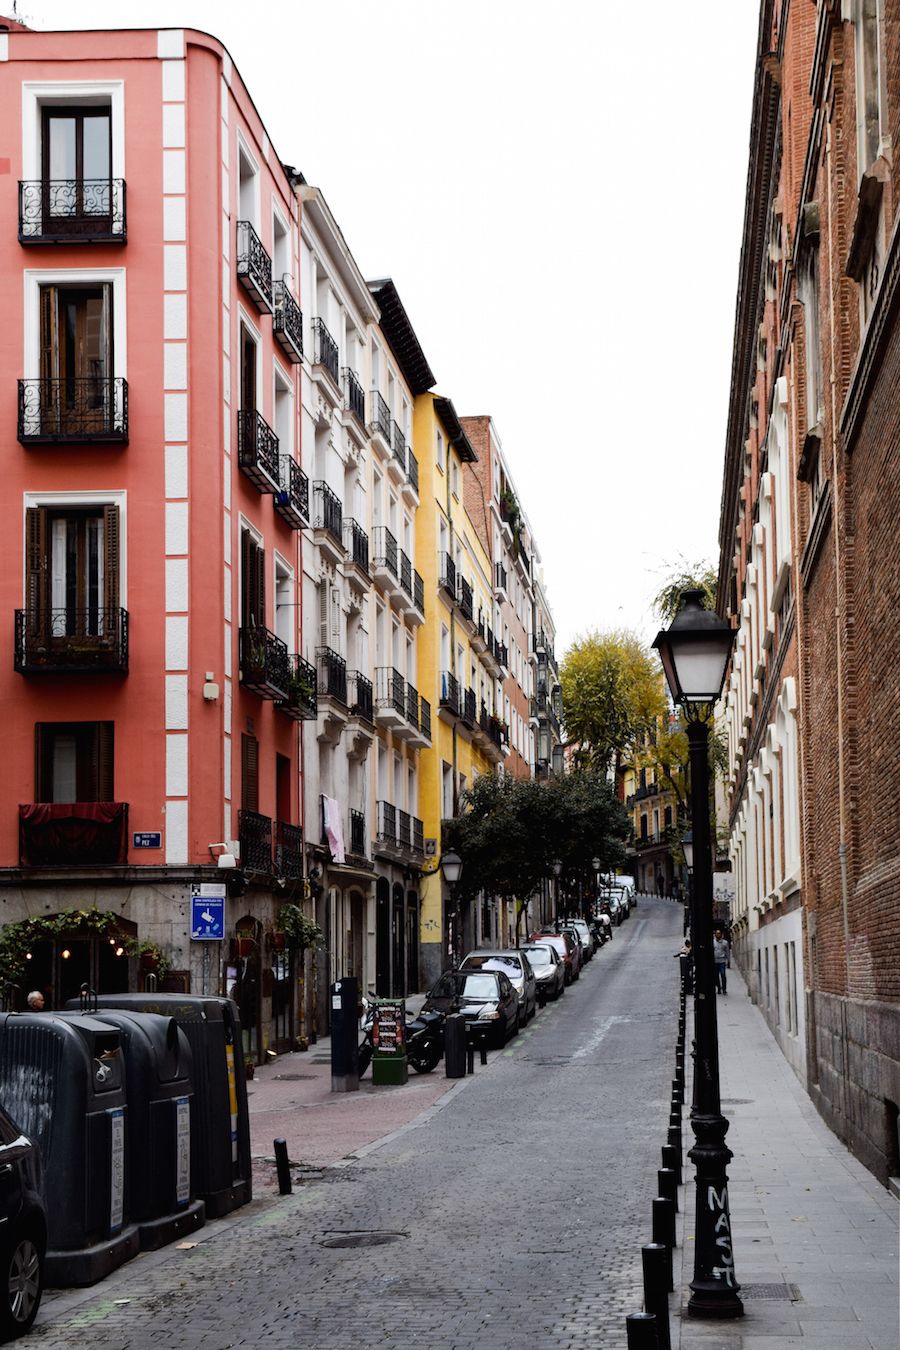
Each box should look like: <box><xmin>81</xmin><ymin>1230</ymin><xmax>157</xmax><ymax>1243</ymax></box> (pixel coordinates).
<box><xmin>572</xmin><ymin>1015</ymin><xmax>631</xmax><ymax>1059</ymax></box>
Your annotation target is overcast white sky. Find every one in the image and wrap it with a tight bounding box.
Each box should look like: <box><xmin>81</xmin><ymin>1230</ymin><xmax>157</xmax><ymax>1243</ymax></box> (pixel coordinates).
<box><xmin>17</xmin><ymin>0</ymin><xmax>760</xmax><ymax>654</ymax></box>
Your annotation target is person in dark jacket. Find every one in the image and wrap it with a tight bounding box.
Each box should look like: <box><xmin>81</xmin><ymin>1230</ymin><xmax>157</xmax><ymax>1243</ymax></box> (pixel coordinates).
<box><xmin>713</xmin><ymin>929</ymin><xmax>731</xmax><ymax>994</ymax></box>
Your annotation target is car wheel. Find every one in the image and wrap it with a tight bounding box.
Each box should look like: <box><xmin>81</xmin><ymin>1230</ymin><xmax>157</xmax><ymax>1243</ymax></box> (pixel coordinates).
<box><xmin>0</xmin><ymin>1227</ymin><xmax>43</xmax><ymax>1341</ymax></box>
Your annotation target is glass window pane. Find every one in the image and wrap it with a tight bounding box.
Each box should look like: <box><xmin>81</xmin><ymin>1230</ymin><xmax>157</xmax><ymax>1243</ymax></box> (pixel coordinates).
<box><xmin>48</xmin><ymin>116</ymin><xmax>77</xmax><ymax>180</ymax></box>
<box><xmin>82</xmin><ymin>113</ymin><xmax>111</xmax><ymax>181</ymax></box>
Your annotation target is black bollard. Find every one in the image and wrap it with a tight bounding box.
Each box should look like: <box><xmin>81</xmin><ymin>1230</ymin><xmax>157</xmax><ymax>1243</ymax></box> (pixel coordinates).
<box><xmin>652</xmin><ymin>1197</ymin><xmax>676</xmax><ymax>1291</ymax></box>
<box><xmin>444</xmin><ymin>1014</ymin><xmax>468</xmax><ymax>1078</ymax></box>
<box><xmin>662</xmin><ymin>1142</ymin><xmax>682</xmax><ymax>1187</ymax></box>
<box><xmin>641</xmin><ymin>1244</ymin><xmax>672</xmax><ymax>1350</ymax></box>
<box><xmin>671</xmin><ymin>1078</ymin><xmax>683</xmax><ymax>1105</ymax></box>
<box><xmin>625</xmin><ymin>1311</ymin><xmax>660</xmax><ymax>1349</ymax></box>
<box><xmin>666</xmin><ymin>1124</ymin><xmax>682</xmax><ymax>1158</ymax></box>
<box><xmin>480</xmin><ymin>1042</ymin><xmax>488</xmax><ymax>1065</ymax></box>
<box><xmin>658</xmin><ymin>1166</ymin><xmax>678</xmax><ymax>1211</ymax></box>
<box><xmin>669</xmin><ymin>1109</ymin><xmax>681</xmax><ymax>1131</ymax></box>
<box><xmin>466</xmin><ymin>1043</ymin><xmax>475</xmax><ymax>1074</ymax></box>
<box><xmin>274</xmin><ymin>1137</ymin><xmax>292</xmax><ymax>1196</ymax></box>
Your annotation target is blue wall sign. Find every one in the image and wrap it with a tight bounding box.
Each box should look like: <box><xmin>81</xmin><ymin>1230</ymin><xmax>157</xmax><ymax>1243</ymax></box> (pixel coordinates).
<box><xmin>133</xmin><ymin>832</ymin><xmax>162</xmax><ymax>849</ymax></box>
<box><xmin>191</xmin><ymin>885</ymin><xmax>225</xmax><ymax>941</ymax></box>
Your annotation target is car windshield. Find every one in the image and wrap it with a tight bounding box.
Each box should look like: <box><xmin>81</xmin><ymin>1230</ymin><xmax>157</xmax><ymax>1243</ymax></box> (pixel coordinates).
<box><xmin>463</xmin><ymin>954</ymin><xmax>521</xmax><ymax>976</ymax></box>
<box><xmin>460</xmin><ymin>973</ymin><xmax>499</xmax><ymax>999</ymax></box>
<box><xmin>522</xmin><ymin>947</ymin><xmax>552</xmax><ymax>966</ymax></box>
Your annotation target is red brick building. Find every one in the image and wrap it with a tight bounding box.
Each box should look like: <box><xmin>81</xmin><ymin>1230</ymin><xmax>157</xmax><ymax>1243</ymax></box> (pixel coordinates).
<box><xmin>719</xmin><ymin>0</ymin><xmax>900</xmax><ymax>1183</ymax></box>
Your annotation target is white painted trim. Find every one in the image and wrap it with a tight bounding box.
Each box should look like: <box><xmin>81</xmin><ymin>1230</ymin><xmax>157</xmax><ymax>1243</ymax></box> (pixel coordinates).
<box><xmin>235</xmin><ymin>130</ymin><xmax>261</xmax><ymax>231</ymax></box>
<box><xmin>23</xmin><ymin>489</ymin><xmax>127</xmax><ymax>605</ymax></box>
<box><xmin>165</xmin><ymin>799</ymin><xmax>188</xmax><ymax>866</ymax></box>
<box><xmin>22</xmin><ymin>80</ymin><xmax>125</xmax><ymax>181</ymax></box>
<box><xmin>23</xmin><ymin>268</ymin><xmax>127</xmax><ymax>379</ymax></box>
<box><xmin>157</xmin><ymin>30</ymin><xmax>185</xmax><ymax>60</ymax></box>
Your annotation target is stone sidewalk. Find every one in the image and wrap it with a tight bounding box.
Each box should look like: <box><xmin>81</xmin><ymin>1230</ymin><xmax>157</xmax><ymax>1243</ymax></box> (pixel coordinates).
<box><xmin>674</xmin><ymin>970</ymin><xmax>898</xmax><ymax>1349</ymax></box>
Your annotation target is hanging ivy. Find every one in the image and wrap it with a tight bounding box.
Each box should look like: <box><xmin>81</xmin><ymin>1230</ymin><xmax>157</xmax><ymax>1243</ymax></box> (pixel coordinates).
<box><xmin>0</xmin><ymin>908</ymin><xmax>171</xmax><ymax>986</ymax></box>
<box><xmin>277</xmin><ymin>904</ymin><xmax>324</xmax><ymax>954</ymax></box>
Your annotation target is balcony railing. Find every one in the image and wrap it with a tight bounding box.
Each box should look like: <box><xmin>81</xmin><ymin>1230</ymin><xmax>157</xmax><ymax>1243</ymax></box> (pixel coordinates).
<box><xmin>15</xmin><ymin>607</ymin><xmax>129</xmax><ymax>675</ymax></box>
<box><xmin>236</xmin><ymin>220</ymin><xmax>274</xmax><ymax>312</ymax></box>
<box><xmin>274</xmin><ymin>820</ymin><xmax>303</xmax><ymax>879</ymax></box>
<box><xmin>313</xmin><ymin>318</ymin><xmax>339</xmax><ymax>387</ymax></box>
<box><xmin>240</xmin><ymin>626</ymin><xmax>291</xmax><ymax>699</ymax></box>
<box><xmin>376</xmin><ymin>666</ymin><xmax>406</xmax><ymax>718</ymax></box>
<box><xmin>439</xmin><ymin>553</ymin><xmax>457</xmax><ymax>596</ymax></box>
<box><xmin>405</xmin><ymin>683</ymin><xmax>420</xmax><ymax>730</ymax></box>
<box><xmin>495</xmin><ymin>561</ymin><xmax>508</xmax><ymax>594</ymax></box>
<box><xmin>238</xmin><ymin>408</ymin><xmax>280</xmax><ymax>493</ymax></box>
<box><xmin>493</xmin><ymin>637</ymin><xmax>508</xmax><ymax>670</ymax></box>
<box><xmin>277</xmin><ymin>655</ymin><xmax>317</xmax><ymax>721</ymax></box>
<box><xmin>274</xmin><ymin>456</ymin><xmax>310</xmax><ymax>530</ymax></box>
<box><xmin>272</xmin><ymin>280</ymin><xmax>303</xmax><ymax>363</ymax></box>
<box><xmin>239</xmin><ymin>808</ymin><xmax>273</xmax><ymax>873</ymax></box>
<box><xmin>420</xmin><ymin>698</ymin><xmax>432</xmax><ymax>740</ymax></box>
<box><xmin>317</xmin><ymin>646</ymin><xmax>347</xmax><ymax>705</ymax></box>
<box><xmin>343</xmin><ymin>519</ymin><xmax>369</xmax><ymax>575</ymax></box>
<box><xmin>18</xmin><ymin>377</ymin><xmax>128</xmax><ymax>444</ymax></box>
<box><xmin>398</xmin><ymin>809</ymin><xmax>412</xmax><ymax>851</ymax></box>
<box><xmin>343</xmin><ymin>368</ymin><xmax>365</xmax><ymax>426</ymax></box>
<box><xmin>412</xmin><ymin>817</ymin><xmax>425</xmax><ymax>857</ymax></box>
<box><xmin>462</xmin><ymin>686</ymin><xmax>477</xmax><ymax>728</ymax></box>
<box><xmin>312</xmin><ymin>481</ymin><xmax>343</xmax><ymax>547</ymax></box>
<box><xmin>399</xmin><ymin>549</ymin><xmax>413</xmax><ymax>599</ymax></box>
<box><xmin>19</xmin><ymin>178</ymin><xmax>127</xmax><ymax>243</ymax></box>
<box><xmin>377</xmin><ymin>800</ymin><xmax>397</xmax><ymax>845</ymax></box>
<box><xmin>413</xmin><ymin>571</ymin><xmax>425</xmax><ymax>617</ymax></box>
<box><xmin>440</xmin><ymin>670</ymin><xmax>460</xmax><ymax>717</ymax></box>
<box><xmin>348</xmin><ymin>671</ymin><xmax>373</xmax><ymax>723</ymax></box>
<box><xmin>349</xmin><ymin>809</ymin><xmax>367</xmax><ymax>858</ymax></box>
<box><xmin>372</xmin><ymin>526</ymin><xmax>399</xmax><ymax>580</ymax></box>
<box><xmin>392</xmin><ymin>421</ymin><xmax>407</xmax><ymax>472</ymax></box>
<box><xmin>457</xmin><ymin>575</ymin><xmax>474</xmax><ymax>622</ymax></box>
<box><xmin>369</xmin><ymin>391</ymin><xmax>392</xmax><ymax>444</ymax></box>
<box><xmin>407</xmin><ymin>449</ymin><xmax>419</xmax><ymax>494</ymax></box>
<box><xmin>19</xmin><ymin>801</ymin><xmax>128</xmax><ymax>867</ymax></box>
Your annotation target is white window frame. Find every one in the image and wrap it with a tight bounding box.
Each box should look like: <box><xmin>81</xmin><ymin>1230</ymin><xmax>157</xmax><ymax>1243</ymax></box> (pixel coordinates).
<box><xmin>22</xmin><ymin>80</ymin><xmax>126</xmax><ymax>182</ymax></box>
<box><xmin>23</xmin><ymin>489</ymin><xmax>128</xmax><ymax>605</ymax></box>
<box><xmin>271</xmin><ymin>202</ymin><xmax>292</xmax><ymax>290</ymax></box>
<box><xmin>272</xmin><ymin>358</ymin><xmax>294</xmax><ymax>457</ymax></box>
<box><xmin>24</xmin><ymin>267</ymin><xmax>127</xmax><ymax>381</ymax></box>
<box><xmin>236</xmin><ymin>132</ymin><xmax>261</xmax><ymax>231</ymax></box>
<box><xmin>237</xmin><ymin>305</ymin><xmax>263</xmax><ymax>411</ymax></box>
<box><xmin>273</xmin><ymin>551</ymin><xmax>295</xmax><ymax>650</ymax></box>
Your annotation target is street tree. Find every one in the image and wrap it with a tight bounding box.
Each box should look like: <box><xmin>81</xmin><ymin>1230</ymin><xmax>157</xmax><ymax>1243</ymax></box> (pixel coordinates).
<box><xmin>560</xmin><ymin>629</ymin><xmax>665</xmax><ymax>773</ymax></box>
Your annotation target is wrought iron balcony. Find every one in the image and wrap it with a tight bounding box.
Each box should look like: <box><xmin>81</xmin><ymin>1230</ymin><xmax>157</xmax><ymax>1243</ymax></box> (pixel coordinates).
<box><xmin>343</xmin><ymin>519</ymin><xmax>369</xmax><ymax>575</ymax></box>
<box><xmin>377</xmin><ymin>800</ymin><xmax>397</xmax><ymax>846</ymax></box>
<box><xmin>238</xmin><ymin>408</ymin><xmax>280</xmax><ymax>493</ymax></box>
<box><xmin>419</xmin><ymin>698</ymin><xmax>432</xmax><ymax>740</ymax></box>
<box><xmin>15</xmin><ymin>607</ymin><xmax>129</xmax><ymax>675</ymax></box>
<box><xmin>343</xmin><ymin>367</ymin><xmax>365</xmax><ymax>426</ymax></box>
<box><xmin>277</xmin><ymin>655</ymin><xmax>317</xmax><ymax>721</ymax></box>
<box><xmin>400</xmin><ymin>549</ymin><xmax>413</xmax><ymax>599</ymax></box>
<box><xmin>392</xmin><ymin>422</ymin><xmax>407</xmax><ymax>472</ymax></box>
<box><xmin>313</xmin><ymin>317</ymin><xmax>339</xmax><ymax>387</ymax></box>
<box><xmin>439</xmin><ymin>553</ymin><xmax>457</xmax><ymax>597</ymax></box>
<box><xmin>398</xmin><ymin>809</ymin><xmax>412</xmax><ymax>851</ymax></box>
<box><xmin>376</xmin><ymin>666</ymin><xmax>406</xmax><ymax>719</ymax></box>
<box><xmin>273</xmin><ymin>280</ymin><xmax>303</xmax><ymax>363</ymax></box>
<box><xmin>274</xmin><ymin>456</ymin><xmax>310</xmax><ymax>530</ymax></box>
<box><xmin>317</xmin><ymin>646</ymin><xmax>348</xmax><ymax>705</ymax></box>
<box><xmin>349</xmin><ymin>808</ymin><xmax>367</xmax><ymax>858</ymax></box>
<box><xmin>239</xmin><ymin>626</ymin><xmax>291</xmax><ymax>699</ymax></box>
<box><xmin>533</xmin><ymin>629</ymin><xmax>555</xmax><ymax>661</ymax></box>
<box><xmin>440</xmin><ymin>670</ymin><xmax>460</xmax><ymax>717</ymax></box>
<box><xmin>275</xmin><ymin>820</ymin><xmax>303</xmax><ymax>879</ymax></box>
<box><xmin>369</xmin><ymin>390</ymin><xmax>392</xmax><ymax>445</ymax></box>
<box><xmin>239</xmin><ymin>808</ymin><xmax>273</xmax><ymax>873</ymax></box>
<box><xmin>407</xmin><ymin>449</ymin><xmax>419</xmax><ymax>494</ymax></box>
<box><xmin>19</xmin><ymin>178</ymin><xmax>127</xmax><ymax>244</ymax></box>
<box><xmin>462</xmin><ymin>687</ymin><xmax>477</xmax><ymax>728</ymax></box>
<box><xmin>493</xmin><ymin>637</ymin><xmax>509</xmax><ymax>670</ymax></box>
<box><xmin>312</xmin><ymin>481</ymin><xmax>344</xmax><ymax>547</ymax></box>
<box><xmin>495</xmin><ymin>561</ymin><xmax>508</xmax><ymax>596</ymax></box>
<box><xmin>18</xmin><ymin>377</ymin><xmax>128</xmax><ymax>444</ymax></box>
<box><xmin>413</xmin><ymin>571</ymin><xmax>425</xmax><ymax>617</ymax></box>
<box><xmin>236</xmin><ymin>220</ymin><xmax>274</xmax><ymax>312</ymax></box>
<box><xmin>412</xmin><ymin>817</ymin><xmax>425</xmax><ymax>857</ymax></box>
<box><xmin>19</xmin><ymin>801</ymin><xmax>128</xmax><ymax>867</ymax></box>
<box><xmin>348</xmin><ymin>671</ymin><xmax>374</xmax><ymax>723</ymax></box>
<box><xmin>405</xmin><ymin>683</ymin><xmax>420</xmax><ymax>730</ymax></box>
<box><xmin>372</xmin><ymin>526</ymin><xmax>399</xmax><ymax>581</ymax></box>
<box><xmin>457</xmin><ymin>575</ymin><xmax>474</xmax><ymax>622</ymax></box>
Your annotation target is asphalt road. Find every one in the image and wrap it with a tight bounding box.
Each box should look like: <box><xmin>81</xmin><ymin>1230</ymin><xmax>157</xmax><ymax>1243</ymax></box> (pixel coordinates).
<box><xmin>32</xmin><ymin>897</ymin><xmax>684</xmax><ymax>1350</ymax></box>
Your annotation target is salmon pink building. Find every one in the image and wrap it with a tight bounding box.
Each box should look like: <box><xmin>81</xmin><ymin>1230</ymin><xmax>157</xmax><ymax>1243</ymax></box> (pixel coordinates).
<box><xmin>0</xmin><ymin>19</ymin><xmax>311</xmax><ymax>1058</ymax></box>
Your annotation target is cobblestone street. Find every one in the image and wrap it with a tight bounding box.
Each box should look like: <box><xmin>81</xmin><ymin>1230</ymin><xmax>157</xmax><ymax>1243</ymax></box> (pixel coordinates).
<box><xmin>30</xmin><ymin>899</ymin><xmax>681</xmax><ymax>1349</ymax></box>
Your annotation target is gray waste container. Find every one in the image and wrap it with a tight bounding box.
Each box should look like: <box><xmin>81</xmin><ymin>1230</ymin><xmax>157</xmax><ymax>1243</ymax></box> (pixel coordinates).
<box><xmin>75</xmin><ymin>994</ymin><xmax>251</xmax><ymax>1217</ymax></box>
<box><xmin>79</xmin><ymin>1011</ymin><xmax>206</xmax><ymax>1249</ymax></box>
<box><xmin>0</xmin><ymin>1012</ymin><xmax>140</xmax><ymax>1286</ymax></box>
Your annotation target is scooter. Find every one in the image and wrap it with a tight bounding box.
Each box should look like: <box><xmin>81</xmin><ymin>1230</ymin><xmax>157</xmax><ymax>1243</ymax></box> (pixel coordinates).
<box><xmin>357</xmin><ymin>996</ymin><xmax>445</xmax><ymax>1078</ymax></box>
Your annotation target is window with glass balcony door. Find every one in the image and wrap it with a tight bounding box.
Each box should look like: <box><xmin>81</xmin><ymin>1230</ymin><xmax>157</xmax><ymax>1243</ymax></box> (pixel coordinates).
<box><xmin>39</xmin><ymin>284</ymin><xmax>113</xmax><ymax>435</ymax></box>
<box><xmin>41</xmin><ymin>105</ymin><xmax>112</xmax><ymax>232</ymax></box>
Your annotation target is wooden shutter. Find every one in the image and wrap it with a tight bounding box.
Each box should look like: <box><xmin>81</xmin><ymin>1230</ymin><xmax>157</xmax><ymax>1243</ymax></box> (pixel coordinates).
<box><xmin>39</xmin><ymin>285</ymin><xmax>58</xmax><ymax>383</ymax></box>
<box><xmin>25</xmin><ymin>508</ymin><xmax>50</xmax><ymax>616</ymax></box>
<box><xmin>241</xmin><ymin>733</ymin><xmax>259</xmax><ymax>813</ymax></box>
<box><xmin>318</xmin><ymin>582</ymin><xmax>328</xmax><ymax>647</ymax></box>
<box><xmin>103</xmin><ymin>505</ymin><xmax>120</xmax><ymax>612</ymax></box>
<box><xmin>255</xmin><ymin>539</ymin><xmax>266</xmax><ymax>628</ymax></box>
<box><xmin>96</xmin><ymin>722</ymin><xmax>114</xmax><ymax>801</ymax></box>
<box><xmin>241</xmin><ymin>529</ymin><xmax>253</xmax><ymax>628</ymax></box>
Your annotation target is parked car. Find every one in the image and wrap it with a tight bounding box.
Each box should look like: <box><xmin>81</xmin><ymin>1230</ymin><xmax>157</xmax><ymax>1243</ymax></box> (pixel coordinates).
<box><xmin>559</xmin><ymin>926</ymin><xmax>584</xmax><ymax>975</ymax></box>
<box><xmin>422</xmin><ymin>970</ymin><xmax>520</xmax><ymax>1047</ymax></box>
<box><xmin>459</xmin><ymin>950</ymin><xmax>537</xmax><ymax>1024</ymax></box>
<box><xmin>600</xmin><ymin>890</ymin><xmax>626</xmax><ymax>925</ymax></box>
<box><xmin>531</xmin><ymin>930</ymin><xmax>579</xmax><ymax>984</ymax></box>
<box><xmin>520</xmin><ymin>943</ymin><xmax>565</xmax><ymax>1003</ymax></box>
<box><xmin>567</xmin><ymin>919</ymin><xmax>594</xmax><ymax>960</ymax></box>
<box><xmin>0</xmin><ymin>1105</ymin><xmax>46</xmax><ymax>1341</ymax></box>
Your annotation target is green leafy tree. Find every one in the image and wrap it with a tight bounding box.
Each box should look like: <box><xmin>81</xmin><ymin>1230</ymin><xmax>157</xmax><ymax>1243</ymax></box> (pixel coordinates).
<box><xmin>652</xmin><ymin>558</ymin><xmax>718</xmax><ymax>625</ymax></box>
<box><xmin>560</xmin><ymin>629</ymin><xmax>665</xmax><ymax>772</ymax></box>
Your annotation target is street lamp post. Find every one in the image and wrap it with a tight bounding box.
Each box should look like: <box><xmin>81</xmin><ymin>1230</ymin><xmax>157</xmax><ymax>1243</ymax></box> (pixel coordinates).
<box><xmin>440</xmin><ymin>850</ymin><xmax>463</xmax><ymax>968</ymax></box>
<box><xmin>682</xmin><ymin>830</ymin><xmax>693</xmax><ymax>937</ymax></box>
<box><xmin>653</xmin><ymin>590</ymin><xmax>742</xmax><ymax>1320</ymax></box>
<box><xmin>592</xmin><ymin>857</ymin><xmax>602</xmax><ymax>921</ymax></box>
<box><xmin>551</xmin><ymin>859</ymin><xmax>562</xmax><ymax>926</ymax></box>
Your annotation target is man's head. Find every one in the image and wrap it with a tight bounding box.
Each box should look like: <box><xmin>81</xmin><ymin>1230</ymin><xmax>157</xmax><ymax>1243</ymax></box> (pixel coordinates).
<box><xmin>715</xmin><ymin>929</ymin><xmax>723</xmax><ymax>939</ymax></box>
<box><xmin>26</xmin><ymin>991</ymin><xmax>44</xmax><ymax>1010</ymax></box>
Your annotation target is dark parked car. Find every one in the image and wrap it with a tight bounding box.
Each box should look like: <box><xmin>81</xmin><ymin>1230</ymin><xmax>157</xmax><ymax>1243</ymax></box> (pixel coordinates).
<box><xmin>423</xmin><ymin>970</ymin><xmax>520</xmax><ymax>1047</ymax></box>
<box><xmin>530</xmin><ymin>931</ymin><xmax>577</xmax><ymax>985</ymax></box>
<box><xmin>459</xmin><ymin>950</ymin><xmax>538</xmax><ymax>1024</ymax></box>
<box><xmin>0</xmin><ymin>1105</ymin><xmax>46</xmax><ymax>1341</ymax></box>
<box><xmin>520</xmin><ymin>943</ymin><xmax>565</xmax><ymax>1003</ymax></box>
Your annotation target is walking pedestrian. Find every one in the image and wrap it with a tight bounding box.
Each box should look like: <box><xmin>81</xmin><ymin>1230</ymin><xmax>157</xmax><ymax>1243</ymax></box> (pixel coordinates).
<box><xmin>713</xmin><ymin>928</ymin><xmax>730</xmax><ymax>994</ymax></box>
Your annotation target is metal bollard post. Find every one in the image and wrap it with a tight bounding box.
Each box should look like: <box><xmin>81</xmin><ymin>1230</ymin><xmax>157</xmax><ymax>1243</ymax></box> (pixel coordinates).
<box><xmin>274</xmin><ymin>1138</ymin><xmax>292</xmax><ymax>1196</ymax></box>
<box><xmin>671</xmin><ymin>1077</ymin><xmax>683</xmax><ymax>1105</ymax></box>
<box><xmin>444</xmin><ymin>1014</ymin><xmax>468</xmax><ymax>1078</ymax></box>
<box><xmin>662</xmin><ymin>1142</ymin><xmax>682</xmax><ymax>1187</ymax></box>
<box><xmin>652</xmin><ymin>1197</ymin><xmax>676</xmax><ymax>1291</ymax></box>
<box><xmin>479</xmin><ymin>1042</ymin><xmax>488</xmax><ymax>1065</ymax></box>
<box><xmin>669</xmin><ymin>1108</ymin><xmax>681</xmax><ymax>1131</ymax></box>
<box><xmin>625</xmin><ymin>1311</ymin><xmax>660</xmax><ymax>1349</ymax></box>
<box><xmin>658</xmin><ymin>1166</ymin><xmax>678</xmax><ymax>1211</ymax></box>
<box><xmin>466</xmin><ymin>1043</ymin><xmax>475</xmax><ymax>1074</ymax></box>
<box><xmin>666</xmin><ymin>1124</ymin><xmax>682</xmax><ymax>1159</ymax></box>
<box><xmin>641</xmin><ymin>1244</ymin><xmax>672</xmax><ymax>1350</ymax></box>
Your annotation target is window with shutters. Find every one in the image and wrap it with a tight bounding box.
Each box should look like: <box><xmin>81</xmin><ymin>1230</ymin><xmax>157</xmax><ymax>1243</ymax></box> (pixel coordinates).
<box><xmin>241</xmin><ymin>733</ymin><xmax>259</xmax><ymax>813</ymax></box>
<box><xmin>240</xmin><ymin>527</ymin><xmax>266</xmax><ymax>631</ymax></box>
<box><xmin>35</xmin><ymin>721</ymin><xmax>114</xmax><ymax>802</ymax></box>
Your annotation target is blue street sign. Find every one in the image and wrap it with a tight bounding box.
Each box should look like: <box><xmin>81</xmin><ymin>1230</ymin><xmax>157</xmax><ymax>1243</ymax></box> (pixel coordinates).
<box><xmin>191</xmin><ymin>885</ymin><xmax>225</xmax><ymax>941</ymax></box>
<box><xmin>133</xmin><ymin>832</ymin><xmax>162</xmax><ymax>849</ymax></box>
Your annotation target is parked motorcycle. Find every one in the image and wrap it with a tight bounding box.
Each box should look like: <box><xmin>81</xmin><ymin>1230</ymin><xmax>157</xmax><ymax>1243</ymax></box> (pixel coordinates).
<box><xmin>357</xmin><ymin>996</ymin><xmax>445</xmax><ymax>1078</ymax></box>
